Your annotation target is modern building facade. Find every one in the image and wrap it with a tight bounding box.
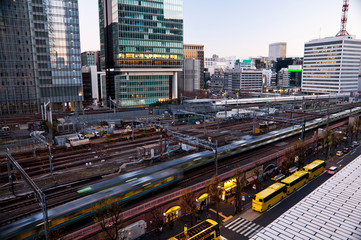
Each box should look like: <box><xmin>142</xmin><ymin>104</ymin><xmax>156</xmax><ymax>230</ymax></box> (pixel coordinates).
<box><xmin>278</xmin><ymin>68</ymin><xmax>290</xmax><ymax>87</ymax></box>
<box><xmin>302</xmin><ymin>35</ymin><xmax>361</xmax><ymax>94</ymax></box>
<box><xmin>181</xmin><ymin>59</ymin><xmax>200</xmax><ymax>94</ymax></box>
<box><xmin>240</xmin><ymin>70</ymin><xmax>263</xmax><ymax>91</ymax></box>
<box><xmin>183</xmin><ymin>44</ymin><xmax>204</xmax><ymax>88</ymax></box>
<box><xmin>0</xmin><ymin>0</ymin><xmax>83</xmax><ymax>114</ymax></box>
<box><xmin>81</xmin><ymin>51</ymin><xmax>101</xmax><ymax>71</ymax></box>
<box><xmin>81</xmin><ymin>66</ymin><xmax>99</xmax><ymax>105</ymax></box>
<box><xmin>288</xmin><ymin>65</ymin><xmax>302</xmax><ymax>87</ymax></box>
<box><xmin>269</xmin><ymin>42</ymin><xmax>287</xmax><ymax>61</ymax></box>
<box><xmin>209</xmin><ymin>68</ymin><xmax>224</xmax><ymax>92</ymax></box>
<box><xmin>224</xmin><ymin>64</ymin><xmax>263</xmax><ymax>92</ymax></box>
<box><xmin>99</xmin><ymin>0</ymin><xmax>183</xmax><ymax>107</ymax></box>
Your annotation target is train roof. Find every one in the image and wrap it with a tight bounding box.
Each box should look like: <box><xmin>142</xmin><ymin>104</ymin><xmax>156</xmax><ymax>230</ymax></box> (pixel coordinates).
<box><xmin>0</xmin><ymin>168</ymin><xmax>180</xmax><ymax>239</ymax></box>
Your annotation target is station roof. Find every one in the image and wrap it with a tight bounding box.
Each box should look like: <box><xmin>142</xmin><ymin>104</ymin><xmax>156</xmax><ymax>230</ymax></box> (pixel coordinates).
<box><xmin>251</xmin><ymin>154</ymin><xmax>361</xmax><ymax>240</ymax></box>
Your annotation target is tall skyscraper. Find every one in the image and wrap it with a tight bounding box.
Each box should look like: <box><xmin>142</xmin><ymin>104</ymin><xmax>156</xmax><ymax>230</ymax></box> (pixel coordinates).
<box><xmin>302</xmin><ymin>35</ymin><xmax>361</xmax><ymax>94</ymax></box>
<box><xmin>269</xmin><ymin>42</ymin><xmax>287</xmax><ymax>61</ymax></box>
<box><xmin>99</xmin><ymin>0</ymin><xmax>183</xmax><ymax>107</ymax></box>
<box><xmin>183</xmin><ymin>44</ymin><xmax>204</xmax><ymax>88</ymax></box>
<box><xmin>0</xmin><ymin>0</ymin><xmax>83</xmax><ymax>115</ymax></box>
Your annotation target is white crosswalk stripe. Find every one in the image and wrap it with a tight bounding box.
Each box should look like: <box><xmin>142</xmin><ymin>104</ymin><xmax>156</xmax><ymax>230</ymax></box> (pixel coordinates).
<box><xmin>227</xmin><ymin>218</ymin><xmax>247</xmax><ymax>230</ymax></box>
<box><xmin>224</xmin><ymin>217</ymin><xmax>264</xmax><ymax>238</ymax></box>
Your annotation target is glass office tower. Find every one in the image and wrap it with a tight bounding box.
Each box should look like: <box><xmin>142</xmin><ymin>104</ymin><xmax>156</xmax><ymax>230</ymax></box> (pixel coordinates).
<box><xmin>0</xmin><ymin>0</ymin><xmax>82</xmax><ymax>115</ymax></box>
<box><xmin>32</xmin><ymin>0</ymin><xmax>83</xmax><ymax>111</ymax></box>
<box><xmin>99</xmin><ymin>0</ymin><xmax>183</xmax><ymax>107</ymax></box>
<box><xmin>0</xmin><ymin>0</ymin><xmax>38</xmax><ymax>114</ymax></box>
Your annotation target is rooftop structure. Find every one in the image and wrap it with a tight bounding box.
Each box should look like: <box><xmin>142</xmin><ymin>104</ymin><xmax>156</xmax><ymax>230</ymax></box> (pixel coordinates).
<box><xmin>251</xmin><ymin>154</ymin><xmax>361</xmax><ymax>240</ymax></box>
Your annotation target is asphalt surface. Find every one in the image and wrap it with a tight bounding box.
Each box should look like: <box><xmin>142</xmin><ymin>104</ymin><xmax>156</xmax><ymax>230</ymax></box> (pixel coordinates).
<box><xmin>220</xmin><ymin>143</ymin><xmax>361</xmax><ymax>240</ymax></box>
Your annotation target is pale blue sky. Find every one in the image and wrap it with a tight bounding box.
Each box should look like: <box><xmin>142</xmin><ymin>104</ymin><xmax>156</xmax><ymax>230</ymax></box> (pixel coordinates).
<box><xmin>78</xmin><ymin>0</ymin><xmax>361</xmax><ymax>58</ymax></box>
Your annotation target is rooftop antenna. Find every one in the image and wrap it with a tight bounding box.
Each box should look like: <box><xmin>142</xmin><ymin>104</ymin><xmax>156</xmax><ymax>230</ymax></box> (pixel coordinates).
<box><xmin>336</xmin><ymin>0</ymin><xmax>350</xmax><ymax>36</ymax></box>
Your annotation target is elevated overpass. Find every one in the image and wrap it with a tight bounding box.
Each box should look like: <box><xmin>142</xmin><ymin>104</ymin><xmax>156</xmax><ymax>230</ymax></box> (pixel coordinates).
<box><xmin>215</xmin><ymin>93</ymin><xmax>350</xmax><ymax>107</ymax></box>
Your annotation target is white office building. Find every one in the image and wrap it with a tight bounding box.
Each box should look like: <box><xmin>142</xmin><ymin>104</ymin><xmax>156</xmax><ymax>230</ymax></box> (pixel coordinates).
<box><xmin>269</xmin><ymin>42</ymin><xmax>287</xmax><ymax>61</ymax></box>
<box><xmin>224</xmin><ymin>68</ymin><xmax>263</xmax><ymax>92</ymax></box>
<box><xmin>278</xmin><ymin>68</ymin><xmax>290</xmax><ymax>87</ymax></box>
<box><xmin>302</xmin><ymin>35</ymin><xmax>361</xmax><ymax>94</ymax></box>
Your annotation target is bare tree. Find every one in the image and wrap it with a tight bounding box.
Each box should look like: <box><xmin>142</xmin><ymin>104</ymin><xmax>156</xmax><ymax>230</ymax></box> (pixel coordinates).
<box><xmin>231</xmin><ymin>168</ymin><xmax>246</xmax><ymax>214</ymax></box>
<box><xmin>354</xmin><ymin>118</ymin><xmax>361</xmax><ymax>141</ymax></box>
<box><xmin>322</xmin><ymin>128</ymin><xmax>333</xmax><ymax>159</ymax></box>
<box><xmin>346</xmin><ymin>123</ymin><xmax>354</xmax><ymax>145</ymax></box>
<box><xmin>93</xmin><ymin>199</ymin><xmax>126</xmax><ymax>240</ymax></box>
<box><xmin>206</xmin><ymin>175</ymin><xmax>222</xmax><ymax>224</ymax></box>
<box><xmin>314</xmin><ymin>134</ymin><xmax>321</xmax><ymax>157</ymax></box>
<box><xmin>292</xmin><ymin>140</ymin><xmax>306</xmax><ymax>166</ymax></box>
<box><xmin>148</xmin><ymin>207</ymin><xmax>164</xmax><ymax>240</ymax></box>
<box><xmin>180</xmin><ymin>189</ymin><xmax>197</xmax><ymax>227</ymax></box>
<box><xmin>278</xmin><ymin>156</ymin><xmax>292</xmax><ymax>175</ymax></box>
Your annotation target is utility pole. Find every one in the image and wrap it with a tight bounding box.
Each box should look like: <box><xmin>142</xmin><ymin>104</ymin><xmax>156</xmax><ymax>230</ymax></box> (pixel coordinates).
<box><xmin>6</xmin><ymin>149</ymin><xmax>50</xmax><ymax>240</ymax></box>
<box><xmin>214</xmin><ymin>140</ymin><xmax>218</xmax><ymax>176</ymax></box>
<box><xmin>30</xmin><ymin>131</ymin><xmax>53</xmax><ymax>175</ymax></box>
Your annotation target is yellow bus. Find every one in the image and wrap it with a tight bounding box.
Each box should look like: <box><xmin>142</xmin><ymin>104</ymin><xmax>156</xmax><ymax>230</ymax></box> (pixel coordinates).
<box><xmin>302</xmin><ymin>160</ymin><xmax>326</xmax><ymax>180</ymax></box>
<box><xmin>281</xmin><ymin>171</ymin><xmax>309</xmax><ymax>194</ymax></box>
<box><xmin>168</xmin><ymin>219</ymin><xmax>220</xmax><ymax>240</ymax></box>
<box><xmin>252</xmin><ymin>182</ymin><xmax>287</xmax><ymax>213</ymax></box>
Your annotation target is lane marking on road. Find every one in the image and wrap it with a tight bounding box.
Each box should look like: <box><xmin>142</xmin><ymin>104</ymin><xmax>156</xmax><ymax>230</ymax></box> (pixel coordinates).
<box><xmin>337</xmin><ymin>159</ymin><xmax>344</xmax><ymax>164</ymax></box>
<box><xmin>209</xmin><ymin>208</ymin><xmax>232</xmax><ymax>221</ymax></box>
<box><xmin>222</xmin><ymin>216</ymin><xmax>233</xmax><ymax>222</ymax></box>
<box><xmin>351</xmin><ymin>151</ymin><xmax>356</xmax><ymax>155</ymax></box>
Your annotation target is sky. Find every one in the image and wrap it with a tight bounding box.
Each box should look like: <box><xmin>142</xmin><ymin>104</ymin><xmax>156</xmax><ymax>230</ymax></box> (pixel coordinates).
<box><xmin>78</xmin><ymin>0</ymin><xmax>361</xmax><ymax>59</ymax></box>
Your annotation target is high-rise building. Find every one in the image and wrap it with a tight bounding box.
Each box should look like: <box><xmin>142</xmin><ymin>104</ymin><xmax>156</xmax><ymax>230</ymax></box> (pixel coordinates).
<box><xmin>278</xmin><ymin>68</ymin><xmax>290</xmax><ymax>87</ymax></box>
<box><xmin>82</xmin><ymin>66</ymin><xmax>99</xmax><ymax>106</ymax></box>
<box><xmin>302</xmin><ymin>35</ymin><xmax>361</xmax><ymax>94</ymax></box>
<box><xmin>224</xmin><ymin>62</ymin><xmax>263</xmax><ymax>92</ymax></box>
<box><xmin>181</xmin><ymin>59</ymin><xmax>200</xmax><ymax>95</ymax></box>
<box><xmin>99</xmin><ymin>0</ymin><xmax>183</xmax><ymax>107</ymax></box>
<box><xmin>183</xmin><ymin>44</ymin><xmax>204</xmax><ymax>88</ymax></box>
<box><xmin>269</xmin><ymin>42</ymin><xmax>287</xmax><ymax>61</ymax></box>
<box><xmin>81</xmin><ymin>51</ymin><xmax>101</xmax><ymax>71</ymax></box>
<box><xmin>209</xmin><ymin>68</ymin><xmax>224</xmax><ymax>92</ymax></box>
<box><xmin>288</xmin><ymin>65</ymin><xmax>302</xmax><ymax>87</ymax></box>
<box><xmin>0</xmin><ymin>0</ymin><xmax>82</xmax><ymax>114</ymax></box>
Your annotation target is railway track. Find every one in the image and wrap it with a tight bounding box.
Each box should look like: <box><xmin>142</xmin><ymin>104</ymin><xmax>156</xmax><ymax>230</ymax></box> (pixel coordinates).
<box><xmin>0</xmin><ymin>176</ymin><xmax>102</xmax><ymax>227</ymax></box>
<box><xmin>0</xmin><ymin>104</ymin><xmax>356</xmax><ymax>231</ymax></box>
<box><xmin>0</xmin><ymin>135</ymin><xmax>162</xmax><ymax>182</ymax></box>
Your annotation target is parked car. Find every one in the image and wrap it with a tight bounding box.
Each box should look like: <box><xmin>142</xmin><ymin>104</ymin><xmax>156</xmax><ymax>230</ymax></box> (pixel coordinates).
<box><xmin>328</xmin><ymin>166</ymin><xmax>338</xmax><ymax>175</ymax></box>
<box><xmin>342</xmin><ymin>147</ymin><xmax>349</xmax><ymax>153</ymax></box>
<box><xmin>352</xmin><ymin>141</ymin><xmax>359</xmax><ymax>146</ymax></box>
<box><xmin>336</xmin><ymin>151</ymin><xmax>343</xmax><ymax>157</ymax></box>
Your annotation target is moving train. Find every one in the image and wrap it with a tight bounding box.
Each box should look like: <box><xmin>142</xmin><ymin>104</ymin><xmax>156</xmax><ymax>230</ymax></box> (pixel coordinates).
<box><xmin>2</xmin><ymin>107</ymin><xmax>359</xmax><ymax>239</ymax></box>
<box><xmin>0</xmin><ymin>169</ymin><xmax>182</xmax><ymax>240</ymax></box>
<box><xmin>78</xmin><ymin>106</ymin><xmax>361</xmax><ymax>195</ymax></box>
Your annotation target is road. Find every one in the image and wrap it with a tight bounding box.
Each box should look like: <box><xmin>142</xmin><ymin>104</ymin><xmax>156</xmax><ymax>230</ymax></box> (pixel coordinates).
<box><xmin>220</xmin><ymin>143</ymin><xmax>361</xmax><ymax>240</ymax></box>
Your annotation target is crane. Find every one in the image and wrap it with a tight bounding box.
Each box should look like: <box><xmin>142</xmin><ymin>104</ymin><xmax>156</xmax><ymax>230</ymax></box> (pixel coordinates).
<box><xmin>336</xmin><ymin>0</ymin><xmax>350</xmax><ymax>36</ymax></box>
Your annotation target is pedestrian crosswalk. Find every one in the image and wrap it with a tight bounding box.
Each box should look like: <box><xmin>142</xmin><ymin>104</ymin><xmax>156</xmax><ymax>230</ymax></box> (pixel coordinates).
<box><xmin>224</xmin><ymin>217</ymin><xmax>264</xmax><ymax>238</ymax></box>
